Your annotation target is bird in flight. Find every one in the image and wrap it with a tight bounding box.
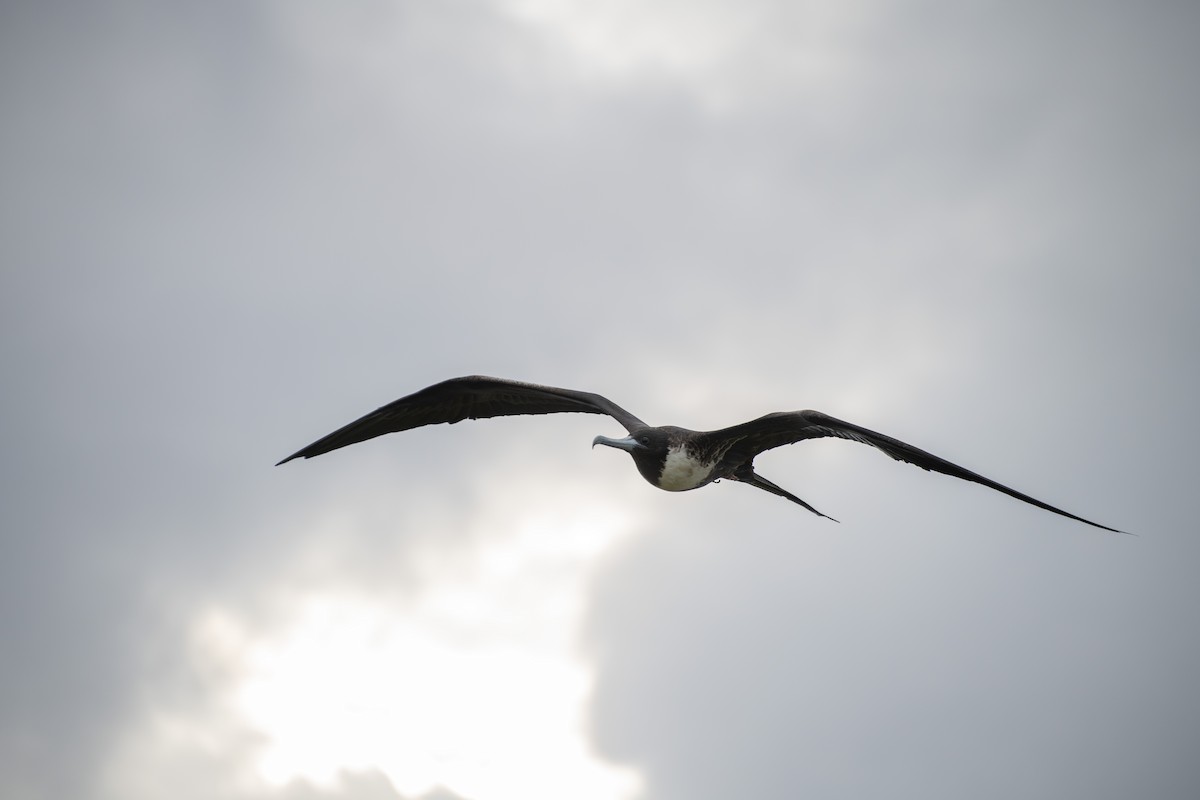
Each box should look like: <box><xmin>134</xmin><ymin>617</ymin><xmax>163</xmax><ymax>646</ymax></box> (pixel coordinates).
<box><xmin>277</xmin><ymin>375</ymin><xmax>1121</xmax><ymax>532</ymax></box>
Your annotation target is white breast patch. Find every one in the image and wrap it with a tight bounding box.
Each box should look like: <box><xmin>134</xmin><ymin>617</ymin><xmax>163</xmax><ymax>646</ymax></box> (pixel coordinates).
<box><xmin>658</xmin><ymin>446</ymin><xmax>715</xmax><ymax>491</ymax></box>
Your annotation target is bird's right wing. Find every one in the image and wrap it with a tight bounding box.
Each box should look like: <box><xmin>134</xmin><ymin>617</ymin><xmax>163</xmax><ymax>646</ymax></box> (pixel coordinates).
<box><xmin>701</xmin><ymin>410</ymin><xmax>1123</xmax><ymax>533</ymax></box>
<box><xmin>276</xmin><ymin>375</ymin><xmax>646</xmax><ymax>464</ymax></box>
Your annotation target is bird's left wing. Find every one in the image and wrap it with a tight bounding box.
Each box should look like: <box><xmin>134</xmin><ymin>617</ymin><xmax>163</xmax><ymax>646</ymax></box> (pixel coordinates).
<box><xmin>276</xmin><ymin>375</ymin><xmax>646</xmax><ymax>465</ymax></box>
<box><xmin>700</xmin><ymin>410</ymin><xmax>1123</xmax><ymax>532</ymax></box>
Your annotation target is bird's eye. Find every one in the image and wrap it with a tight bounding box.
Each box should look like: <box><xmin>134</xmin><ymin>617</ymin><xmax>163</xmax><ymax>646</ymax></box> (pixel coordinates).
<box><xmin>639</xmin><ymin>436</ymin><xmax>650</xmax><ymax>445</ymax></box>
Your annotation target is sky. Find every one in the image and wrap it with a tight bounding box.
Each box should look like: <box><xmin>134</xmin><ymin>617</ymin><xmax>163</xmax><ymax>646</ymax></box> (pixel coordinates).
<box><xmin>2</xmin><ymin>1</ymin><xmax>1199</xmax><ymax>799</ymax></box>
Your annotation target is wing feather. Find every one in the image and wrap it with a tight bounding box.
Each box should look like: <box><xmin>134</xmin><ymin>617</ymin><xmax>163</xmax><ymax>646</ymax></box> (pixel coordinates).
<box><xmin>702</xmin><ymin>410</ymin><xmax>1122</xmax><ymax>533</ymax></box>
<box><xmin>276</xmin><ymin>376</ymin><xmax>645</xmax><ymax>464</ymax></box>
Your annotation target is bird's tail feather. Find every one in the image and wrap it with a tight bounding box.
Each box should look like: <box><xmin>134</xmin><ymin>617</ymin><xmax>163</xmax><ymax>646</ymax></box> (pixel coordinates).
<box><xmin>731</xmin><ymin>466</ymin><xmax>838</xmax><ymax>522</ymax></box>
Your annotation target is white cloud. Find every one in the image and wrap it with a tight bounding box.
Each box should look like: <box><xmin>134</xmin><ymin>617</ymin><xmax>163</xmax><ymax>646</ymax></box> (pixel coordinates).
<box><xmin>501</xmin><ymin>0</ymin><xmax>754</xmax><ymax>75</ymax></box>
<box><xmin>495</xmin><ymin>0</ymin><xmax>865</xmax><ymax>108</ymax></box>
<box><xmin>103</xmin><ymin>487</ymin><xmax>643</xmax><ymax>800</ymax></box>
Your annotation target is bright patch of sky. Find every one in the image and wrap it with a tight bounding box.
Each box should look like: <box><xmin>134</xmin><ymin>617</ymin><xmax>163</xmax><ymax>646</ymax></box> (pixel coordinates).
<box><xmin>107</xmin><ymin>500</ymin><xmax>642</xmax><ymax>800</ymax></box>
<box><xmin>497</xmin><ymin>0</ymin><xmax>862</xmax><ymax>107</ymax></box>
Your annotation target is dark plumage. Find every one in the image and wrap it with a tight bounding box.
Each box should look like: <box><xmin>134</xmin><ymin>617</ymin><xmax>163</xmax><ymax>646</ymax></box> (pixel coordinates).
<box><xmin>277</xmin><ymin>375</ymin><xmax>1122</xmax><ymax>532</ymax></box>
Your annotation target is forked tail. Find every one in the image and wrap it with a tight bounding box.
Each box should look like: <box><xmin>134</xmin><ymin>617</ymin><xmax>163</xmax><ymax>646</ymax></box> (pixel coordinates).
<box><xmin>730</xmin><ymin>464</ymin><xmax>839</xmax><ymax>522</ymax></box>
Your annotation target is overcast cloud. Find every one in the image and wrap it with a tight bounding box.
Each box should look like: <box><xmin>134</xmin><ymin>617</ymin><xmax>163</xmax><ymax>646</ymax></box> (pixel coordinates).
<box><xmin>2</xmin><ymin>1</ymin><xmax>1198</xmax><ymax>799</ymax></box>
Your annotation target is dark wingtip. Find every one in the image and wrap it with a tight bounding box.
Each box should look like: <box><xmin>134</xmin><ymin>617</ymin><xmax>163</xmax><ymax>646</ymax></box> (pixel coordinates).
<box><xmin>275</xmin><ymin>453</ymin><xmax>300</xmax><ymax>466</ymax></box>
<box><xmin>1074</xmin><ymin>517</ymin><xmax>1129</xmax><ymax>535</ymax></box>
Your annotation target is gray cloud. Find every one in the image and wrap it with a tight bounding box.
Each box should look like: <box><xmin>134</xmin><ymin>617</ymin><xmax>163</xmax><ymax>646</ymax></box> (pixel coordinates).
<box><xmin>2</xmin><ymin>1</ymin><xmax>1198</xmax><ymax>799</ymax></box>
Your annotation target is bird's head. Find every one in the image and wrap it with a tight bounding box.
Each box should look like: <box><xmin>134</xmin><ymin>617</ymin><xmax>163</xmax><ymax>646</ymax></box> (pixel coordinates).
<box><xmin>592</xmin><ymin>427</ymin><xmax>671</xmax><ymax>486</ymax></box>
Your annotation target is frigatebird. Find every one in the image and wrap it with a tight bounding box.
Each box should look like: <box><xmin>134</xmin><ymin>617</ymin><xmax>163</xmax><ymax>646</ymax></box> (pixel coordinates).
<box><xmin>277</xmin><ymin>375</ymin><xmax>1121</xmax><ymax>532</ymax></box>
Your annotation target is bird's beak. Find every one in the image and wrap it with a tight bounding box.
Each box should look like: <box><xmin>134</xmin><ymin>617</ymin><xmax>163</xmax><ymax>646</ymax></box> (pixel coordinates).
<box><xmin>592</xmin><ymin>434</ymin><xmax>642</xmax><ymax>452</ymax></box>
